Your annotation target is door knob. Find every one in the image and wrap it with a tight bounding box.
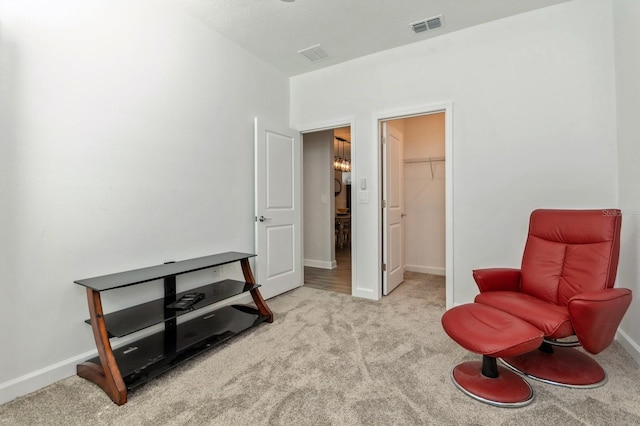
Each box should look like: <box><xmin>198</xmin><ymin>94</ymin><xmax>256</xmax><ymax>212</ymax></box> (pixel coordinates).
<box><xmin>401</xmin><ymin>213</ymin><xmax>407</xmax><ymax>218</ymax></box>
<box><xmin>258</xmin><ymin>215</ymin><xmax>271</xmax><ymax>222</ymax></box>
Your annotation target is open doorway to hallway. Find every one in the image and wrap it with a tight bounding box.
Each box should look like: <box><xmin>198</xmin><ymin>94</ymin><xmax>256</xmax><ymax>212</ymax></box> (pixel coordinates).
<box><xmin>381</xmin><ymin>112</ymin><xmax>446</xmax><ymax>296</ymax></box>
<box><xmin>302</xmin><ymin>126</ymin><xmax>353</xmax><ymax>295</ymax></box>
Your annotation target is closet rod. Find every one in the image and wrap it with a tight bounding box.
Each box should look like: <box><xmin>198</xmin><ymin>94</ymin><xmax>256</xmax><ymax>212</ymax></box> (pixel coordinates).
<box><xmin>403</xmin><ymin>156</ymin><xmax>445</xmax><ymax>164</ymax></box>
<box><xmin>403</xmin><ymin>156</ymin><xmax>445</xmax><ymax>179</ymax></box>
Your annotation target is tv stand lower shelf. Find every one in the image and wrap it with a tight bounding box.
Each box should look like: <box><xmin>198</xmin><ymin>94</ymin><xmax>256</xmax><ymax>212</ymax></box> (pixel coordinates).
<box><xmin>75</xmin><ymin>252</ymin><xmax>272</xmax><ymax>405</ymax></box>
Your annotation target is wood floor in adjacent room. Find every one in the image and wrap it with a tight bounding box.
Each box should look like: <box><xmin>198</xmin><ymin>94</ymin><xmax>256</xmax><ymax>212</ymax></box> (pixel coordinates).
<box><xmin>304</xmin><ymin>247</ymin><xmax>352</xmax><ymax>294</ymax></box>
<box><xmin>304</xmin><ymin>247</ymin><xmax>444</xmax><ymax>296</ymax></box>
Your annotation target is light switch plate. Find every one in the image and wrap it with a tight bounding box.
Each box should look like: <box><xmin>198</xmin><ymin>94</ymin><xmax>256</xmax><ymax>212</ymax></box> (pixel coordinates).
<box><xmin>357</xmin><ymin>191</ymin><xmax>369</xmax><ymax>204</ymax></box>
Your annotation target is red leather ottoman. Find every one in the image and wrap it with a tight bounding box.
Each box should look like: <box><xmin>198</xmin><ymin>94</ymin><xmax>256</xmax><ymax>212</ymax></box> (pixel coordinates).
<box><xmin>441</xmin><ymin>303</ymin><xmax>544</xmax><ymax>407</ymax></box>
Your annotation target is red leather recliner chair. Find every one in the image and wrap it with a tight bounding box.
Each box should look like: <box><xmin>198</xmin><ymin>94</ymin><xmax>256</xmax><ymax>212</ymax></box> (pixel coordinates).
<box><xmin>473</xmin><ymin>209</ymin><xmax>632</xmax><ymax>387</ymax></box>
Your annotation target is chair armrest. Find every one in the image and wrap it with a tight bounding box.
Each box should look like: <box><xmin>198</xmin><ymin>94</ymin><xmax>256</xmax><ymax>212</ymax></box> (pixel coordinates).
<box><xmin>472</xmin><ymin>268</ymin><xmax>521</xmax><ymax>293</ymax></box>
<box><xmin>568</xmin><ymin>288</ymin><xmax>632</xmax><ymax>354</ymax></box>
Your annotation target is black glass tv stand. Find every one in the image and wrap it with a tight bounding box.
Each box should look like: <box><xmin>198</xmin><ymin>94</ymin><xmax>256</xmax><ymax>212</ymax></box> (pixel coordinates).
<box><xmin>74</xmin><ymin>252</ymin><xmax>273</xmax><ymax>405</ymax></box>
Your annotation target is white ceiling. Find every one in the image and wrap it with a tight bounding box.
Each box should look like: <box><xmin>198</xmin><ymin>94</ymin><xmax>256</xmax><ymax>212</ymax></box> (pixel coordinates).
<box><xmin>176</xmin><ymin>0</ymin><xmax>570</xmax><ymax>76</ymax></box>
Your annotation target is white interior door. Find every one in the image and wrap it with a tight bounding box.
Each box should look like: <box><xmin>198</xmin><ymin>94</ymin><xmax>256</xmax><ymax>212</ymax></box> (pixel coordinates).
<box><xmin>254</xmin><ymin>117</ymin><xmax>302</xmax><ymax>299</ymax></box>
<box><xmin>382</xmin><ymin>122</ymin><xmax>405</xmax><ymax>295</ymax></box>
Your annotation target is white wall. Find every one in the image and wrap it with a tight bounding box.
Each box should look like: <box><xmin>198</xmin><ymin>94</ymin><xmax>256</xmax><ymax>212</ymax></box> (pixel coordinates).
<box><xmin>0</xmin><ymin>0</ymin><xmax>289</xmax><ymax>403</ymax></box>
<box><xmin>303</xmin><ymin>130</ymin><xmax>335</xmax><ymax>268</ymax></box>
<box><xmin>291</xmin><ymin>0</ymin><xmax>618</xmax><ymax>303</ymax></box>
<box><xmin>613</xmin><ymin>0</ymin><xmax>640</xmax><ymax>363</ymax></box>
<box><xmin>402</xmin><ymin>114</ymin><xmax>446</xmax><ymax>275</ymax></box>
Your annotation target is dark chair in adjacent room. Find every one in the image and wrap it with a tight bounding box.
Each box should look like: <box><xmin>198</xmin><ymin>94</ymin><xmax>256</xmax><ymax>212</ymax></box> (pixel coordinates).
<box><xmin>473</xmin><ymin>209</ymin><xmax>632</xmax><ymax>388</ymax></box>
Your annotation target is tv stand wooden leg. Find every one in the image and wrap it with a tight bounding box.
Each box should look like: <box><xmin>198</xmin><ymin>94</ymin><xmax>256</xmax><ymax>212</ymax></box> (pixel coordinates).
<box><xmin>240</xmin><ymin>258</ymin><xmax>274</xmax><ymax>323</ymax></box>
<box><xmin>76</xmin><ymin>288</ymin><xmax>127</xmax><ymax>405</ymax></box>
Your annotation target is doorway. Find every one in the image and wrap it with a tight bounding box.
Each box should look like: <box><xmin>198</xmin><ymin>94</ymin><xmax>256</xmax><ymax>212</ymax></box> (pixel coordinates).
<box><xmin>302</xmin><ymin>126</ymin><xmax>353</xmax><ymax>295</ymax></box>
<box><xmin>380</xmin><ymin>111</ymin><xmax>447</xmax><ymax>297</ymax></box>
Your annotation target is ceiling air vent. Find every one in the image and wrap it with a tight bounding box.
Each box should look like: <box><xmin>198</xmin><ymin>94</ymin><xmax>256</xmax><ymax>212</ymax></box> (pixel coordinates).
<box><xmin>298</xmin><ymin>44</ymin><xmax>330</xmax><ymax>63</ymax></box>
<box><xmin>427</xmin><ymin>15</ymin><xmax>443</xmax><ymax>29</ymax></box>
<box><xmin>411</xmin><ymin>21</ymin><xmax>428</xmax><ymax>34</ymax></box>
<box><xmin>410</xmin><ymin>14</ymin><xmax>444</xmax><ymax>34</ymax></box>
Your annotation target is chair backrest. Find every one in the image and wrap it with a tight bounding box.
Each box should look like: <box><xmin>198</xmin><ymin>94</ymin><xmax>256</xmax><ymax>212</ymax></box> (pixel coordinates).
<box><xmin>520</xmin><ymin>209</ymin><xmax>621</xmax><ymax>306</ymax></box>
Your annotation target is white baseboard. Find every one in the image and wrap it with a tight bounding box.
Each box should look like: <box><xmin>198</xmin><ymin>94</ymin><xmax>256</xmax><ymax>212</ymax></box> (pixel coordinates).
<box><xmin>2</xmin><ymin>303</ymin><xmax>637</xmax><ymax>406</ymax></box>
<box><xmin>405</xmin><ymin>264</ymin><xmax>446</xmax><ymax>276</ymax></box>
<box><xmin>0</xmin><ymin>294</ymin><xmax>253</xmax><ymax>405</ymax></box>
<box><xmin>0</xmin><ymin>323</ymin><xmax>165</xmax><ymax>406</ymax></box>
<box><xmin>616</xmin><ymin>328</ymin><xmax>640</xmax><ymax>366</ymax></box>
<box><xmin>354</xmin><ymin>286</ymin><xmax>376</xmax><ymax>300</ymax></box>
<box><xmin>304</xmin><ymin>258</ymin><xmax>336</xmax><ymax>269</ymax></box>
<box><xmin>0</xmin><ymin>348</ymin><xmax>96</xmax><ymax>405</ymax></box>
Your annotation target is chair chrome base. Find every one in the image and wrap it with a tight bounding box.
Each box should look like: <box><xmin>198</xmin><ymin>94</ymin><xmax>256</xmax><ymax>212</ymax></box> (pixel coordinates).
<box><xmin>451</xmin><ymin>361</ymin><xmax>534</xmax><ymax>408</ymax></box>
<box><xmin>501</xmin><ymin>346</ymin><xmax>608</xmax><ymax>388</ymax></box>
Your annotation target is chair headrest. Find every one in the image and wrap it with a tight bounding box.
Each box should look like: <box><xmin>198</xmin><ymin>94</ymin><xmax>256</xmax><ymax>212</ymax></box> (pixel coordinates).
<box><xmin>529</xmin><ymin>209</ymin><xmax>621</xmax><ymax>244</ymax></box>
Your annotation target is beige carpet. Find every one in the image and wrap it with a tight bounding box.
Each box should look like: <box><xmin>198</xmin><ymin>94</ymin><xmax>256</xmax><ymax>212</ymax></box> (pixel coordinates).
<box><xmin>2</xmin><ymin>275</ymin><xmax>640</xmax><ymax>425</ymax></box>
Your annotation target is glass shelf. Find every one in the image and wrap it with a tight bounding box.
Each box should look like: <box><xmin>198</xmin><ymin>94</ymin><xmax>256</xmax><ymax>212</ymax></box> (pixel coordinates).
<box><xmin>83</xmin><ymin>305</ymin><xmax>268</xmax><ymax>390</ymax></box>
<box><xmin>85</xmin><ymin>279</ymin><xmax>259</xmax><ymax>338</ymax></box>
<box><xmin>75</xmin><ymin>252</ymin><xmax>256</xmax><ymax>291</ymax></box>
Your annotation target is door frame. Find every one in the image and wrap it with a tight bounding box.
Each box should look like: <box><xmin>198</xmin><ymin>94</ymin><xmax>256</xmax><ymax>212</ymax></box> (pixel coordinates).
<box><xmin>374</xmin><ymin>102</ymin><xmax>453</xmax><ymax>307</ymax></box>
<box><xmin>297</xmin><ymin>117</ymin><xmax>357</xmax><ymax>297</ymax></box>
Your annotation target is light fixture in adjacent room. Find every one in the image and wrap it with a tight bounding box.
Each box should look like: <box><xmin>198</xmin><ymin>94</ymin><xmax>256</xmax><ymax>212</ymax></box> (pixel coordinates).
<box><xmin>334</xmin><ymin>137</ymin><xmax>351</xmax><ymax>172</ymax></box>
